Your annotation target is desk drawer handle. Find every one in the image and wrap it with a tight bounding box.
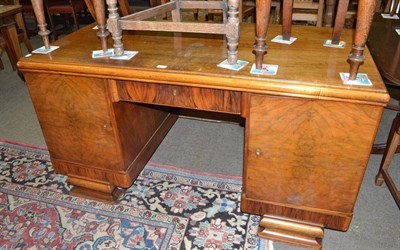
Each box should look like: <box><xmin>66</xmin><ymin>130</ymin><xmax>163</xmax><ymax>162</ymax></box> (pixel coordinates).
<box><xmin>173</xmin><ymin>89</ymin><xmax>177</xmax><ymax>96</ymax></box>
<box><xmin>256</xmin><ymin>148</ymin><xmax>261</xmax><ymax>156</ymax></box>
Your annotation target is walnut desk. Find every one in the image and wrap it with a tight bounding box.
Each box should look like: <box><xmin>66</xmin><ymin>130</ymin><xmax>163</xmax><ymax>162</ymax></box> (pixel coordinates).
<box><xmin>18</xmin><ymin>24</ymin><xmax>389</xmax><ymax>247</ymax></box>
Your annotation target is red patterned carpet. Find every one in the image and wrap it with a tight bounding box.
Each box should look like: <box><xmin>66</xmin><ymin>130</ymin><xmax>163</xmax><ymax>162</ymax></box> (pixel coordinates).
<box><xmin>0</xmin><ymin>140</ymin><xmax>270</xmax><ymax>249</ymax></box>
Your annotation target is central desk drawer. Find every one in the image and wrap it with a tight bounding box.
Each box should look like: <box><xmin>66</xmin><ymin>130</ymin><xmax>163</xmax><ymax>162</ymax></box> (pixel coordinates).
<box><xmin>116</xmin><ymin>81</ymin><xmax>241</xmax><ymax>114</ymax></box>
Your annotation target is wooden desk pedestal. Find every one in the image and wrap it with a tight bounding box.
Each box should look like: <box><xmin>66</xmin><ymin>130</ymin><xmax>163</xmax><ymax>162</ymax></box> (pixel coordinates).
<box><xmin>19</xmin><ymin>24</ymin><xmax>388</xmax><ymax>247</ymax></box>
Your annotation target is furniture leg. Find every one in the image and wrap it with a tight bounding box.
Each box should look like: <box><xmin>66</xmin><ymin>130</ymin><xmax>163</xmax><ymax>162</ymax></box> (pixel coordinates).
<box><xmin>70</xmin><ymin>0</ymin><xmax>80</xmax><ymax>32</ymax></box>
<box><xmin>93</xmin><ymin>0</ymin><xmax>109</xmax><ymax>52</ymax></box>
<box><xmin>6</xmin><ymin>42</ymin><xmax>17</xmax><ymax>70</ymax></box>
<box><xmin>274</xmin><ymin>0</ymin><xmax>281</xmax><ymax>24</ymax></box>
<box><xmin>84</xmin><ymin>0</ymin><xmax>96</xmax><ymax>19</ymax></box>
<box><xmin>375</xmin><ymin>112</ymin><xmax>400</xmax><ymax>208</ymax></box>
<box><xmin>254</xmin><ymin>0</ymin><xmax>272</xmax><ymax>69</ymax></box>
<box><xmin>31</xmin><ymin>0</ymin><xmax>50</xmax><ymax>48</ymax></box>
<box><xmin>227</xmin><ymin>0</ymin><xmax>240</xmax><ymax>64</ymax></box>
<box><xmin>14</xmin><ymin>2</ymin><xmax>33</xmax><ymax>52</ymax></box>
<box><xmin>282</xmin><ymin>0</ymin><xmax>293</xmax><ymax>41</ymax></box>
<box><xmin>118</xmin><ymin>0</ymin><xmax>131</xmax><ymax>16</ymax></box>
<box><xmin>376</xmin><ymin>113</ymin><xmax>400</xmax><ymax>186</ymax></box>
<box><xmin>331</xmin><ymin>0</ymin><xmax>349</xmax><ymax>44</ymax></box>
<box><xmin>348</xmin><ymin>0</ymin><xmax>377</xmax><ymax>80</ymax></box>
<box><xmin>390</xmin><ymin>0</ymin><xmax>400</xmax><ymax>16</ymax></box>
<box><xmin>324</xmin><ymin>0</ymin><xmax>337</xmax><ymax>27</ymax></box>
<box><xmin>106</xmin><ymin>0</ymin><xmax>124</xmax><ymax>55</ymax></box>
<box><xmin>0</xmin><ymin>19</ymin><xmax>23</xmax><ymax>71</ymax></box>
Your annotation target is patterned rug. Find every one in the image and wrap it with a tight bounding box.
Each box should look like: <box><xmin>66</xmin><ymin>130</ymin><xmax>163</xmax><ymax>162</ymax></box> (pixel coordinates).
<box><xmin>0</xmin><ymin>140</ymin><xmax>271</xmax><ymax>249</ymax></box>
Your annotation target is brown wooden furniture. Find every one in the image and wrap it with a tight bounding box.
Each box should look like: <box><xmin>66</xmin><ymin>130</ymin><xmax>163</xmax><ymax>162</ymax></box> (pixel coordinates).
<box><xmin>18</xmin><ymin>23</ymin><xmax>389</xmax><ymax>248</ymax></box>
<box><xmin>0</xmin><ymin>37</ymin><xmax>5</xmax><ymax>69</ymax></box>
<box><xmin>384</xmin><ymin>0</ymin><xmax>400</xmax><ymax>16</ymax></box>
<box><xmin>0</xmin><ymin>4</ymin><xmax>23</xmax><ymax>70</ymax></box>
<box><xmin>0</xmin><ymin>0</ymin><xmax>32</xmax><ymax>52</ymax></box>
<box><xmin>255</xmin><ymin>0</ymin><xmax>377</xmax><ymax>80</ymax></box>
<box><xmin>206</xmin><ymin>0</ymin><xmax>256</xmax><ymax>23</ymax></box>
<box><xmin>44</xmin><ymin>0</ymin><xmax>89</xmax><ymax>40</ymax></box>
<box><xmin>20</xmin><ymin>0</ymin><xmax>40</xmax><ymax>36</ymax></box>
<box><xmin>84</xmin><ymin>0</ymin><xmax>133</xmax><ymax>20</ymax></box>
<box><xmin>292</xmin><ymin>0</ymin><xmax>324</xmax><ymax>27</ymax></box>
<box><xmin>104</xmin><ymin>0</ymin><xmax>240</xmax><ymax>65</ymax></box>
<box><xmin>368</xmin><ymin>13</ymin><xmax>400</xmax><ymax>208</ymax></box>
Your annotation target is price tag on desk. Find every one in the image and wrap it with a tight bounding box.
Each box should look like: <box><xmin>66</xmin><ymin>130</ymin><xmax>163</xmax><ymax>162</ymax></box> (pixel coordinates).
<box><xmin>381</xmin><ymin>13</ymin><xmax>399</xmax><ymax>19</ymax></box>
<box><xmin>396</xmin><ymin>29</ymin><xmax>400</xmax><ymax>35</ymax></box>
<box><xmin>271</xmin><ymin>35</ymin><xmax>297</xmax><ymax>45</ymax></box>
<box><xmin>92</xmin><ymin>49</ymin><xmax>114</xmax><ymax>58</ymax></box>
<box><xmin>340</xmin><ymin>73</ymin><xmax>373</xmax><ymax>86</ymax></box>
<box><xmin>32</xmin><ymin>46</ymin><xmax>60</xmax><ymax>54</ymax></box>
<box><xmin>323</xmin><ymin>40</ymin><xmax>346</xmax><ymax>49</ymax></box>
<box><xmin>110</xmin><ymin>51</ymin><xmax>138</xmax><ymax>60</ymax></box>
<box><xmin>250</xmin><ymin>64</ymin><xmax>278</xmax><ymax>75</ymax></box>
<box><xmin>217</xmin><ymin>59</ymin><xmax>249</xmax><ymax>71</ymax></box>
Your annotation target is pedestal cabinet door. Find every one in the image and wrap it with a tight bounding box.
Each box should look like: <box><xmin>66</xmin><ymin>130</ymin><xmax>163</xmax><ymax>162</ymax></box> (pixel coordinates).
<box><xmin>245</xmin><ymin>94</ymin><xmax>382</xmax><ymax>216</ymax></box>
<box><xmin>26</xmin><ymin>73</ymin><xmax>122</xmax><ymax>169</ymax></box>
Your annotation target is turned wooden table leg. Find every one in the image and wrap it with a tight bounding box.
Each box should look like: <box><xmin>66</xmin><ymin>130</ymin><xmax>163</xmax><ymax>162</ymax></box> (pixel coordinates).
<box><xmin>106</xmin><ymin>0</ymin><xmax>124</xmax><ymax>55</ymax></box>
<box><xmin>31</xmin><ymin>0</ymin><xmax>50</xmax><ymax>49</ymax></box>
<box><xmin>254</xmin><ymin>0</ymin><xmax>272</xmax><ymax>69</ymax></box>
<box><xmin>93</xmin><ymin>0</ymin><xmax>109</xmax><ymax>52</ymax></box>
<box><xmin>331</xmin><ymin>0</ymin><xmax>349</xmax><ymax>45</ymax></box>
<box><xmin>227</xmin><ymin>0</ymin><xmax>240</xmax><ymax>64</ymax></box>
<box><xmin>282</xmin><ymin>0</ymin><xmax>293</xmax><ymax>41</ymax></box>
<box><xmin>348</xmin><ymin>0</ymin><xmax>377</xmax><ymax>80</ymax></box>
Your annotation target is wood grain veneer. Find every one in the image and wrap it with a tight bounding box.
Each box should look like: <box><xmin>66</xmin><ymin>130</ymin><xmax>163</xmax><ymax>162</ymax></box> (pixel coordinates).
<box><xmin>241</xmin><ymin>94</ymin><xmax>384</xmax><ymax>230</ymax></box>
<box><xmin>116</xmin><ymin>81</ymin><xmax>241</xmax><ymax>114</ymax></box>
<box><xmin>18</xmin><ymin>24</ymin><xmax>388</xmax><ymax>105</ymax></box>
<box><xmin>24</xmin><ymin>73</ymin><xmax>176</xmax><ymax>199</ymax></box>
<box><xmin>19</xmin><ymin>23</ymin><xmax>389</xmax><ymax>247</ymax></box>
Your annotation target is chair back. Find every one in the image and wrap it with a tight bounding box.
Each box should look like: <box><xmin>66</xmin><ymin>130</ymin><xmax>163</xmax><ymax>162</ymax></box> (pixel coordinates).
<box><xmin>292</xmin><ymin>0</ymin><xmax>324</xmax><ymax>27</ymax></box>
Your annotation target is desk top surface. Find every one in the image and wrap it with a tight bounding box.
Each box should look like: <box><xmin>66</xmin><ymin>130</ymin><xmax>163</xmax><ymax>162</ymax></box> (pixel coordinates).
<box><xmin>19</xmin><ymin>24</ymin><xmax>389</xmax><ymax>105</ymax></box>
<box><xmin>367</xmin><ymin>13</ymin><xmax>400</xmax><ymax>86</ymax></box>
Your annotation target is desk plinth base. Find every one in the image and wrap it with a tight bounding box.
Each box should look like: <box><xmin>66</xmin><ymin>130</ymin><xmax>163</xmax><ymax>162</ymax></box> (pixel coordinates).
<box><xmin>241</xmin><ymin>193</ymin><xmax>352</xmax><ymax>248</ymax></box>
<box><xmin>70</xmin><ymin>184</ymin><xmax>126</xmax><ymax>204</ymax></box>
<box><xmin>258</xmin><ymin>215</ymin><xmax>324</xmax><ymax>249</ymax></box>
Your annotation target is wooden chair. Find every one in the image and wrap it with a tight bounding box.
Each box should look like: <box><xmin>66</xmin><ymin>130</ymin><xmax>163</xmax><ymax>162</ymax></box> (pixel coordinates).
<box><xmin>0</xmin><ymin>0</ymin><xmax>32</xmax><ymax>49</ymax></box>
<box><xmin>44</xmin><ymin>0</ymin><xmax>89</xmax><ymax>40</ymax></box>
<box><xmin>371</xmin><ymin>0</ymin><xmax>400</xmax><ymax>209</ymax></box>
<box><xmin>292</xmin><ymin>0</ymin><xmax>324</xmax><ymax>27</ymax></box>
<box><xmin>241</xmin><ymin>0</ymin><xmax>281</xmax><ymax>23</ymax></box>
<box><xmin>0</xmin><ymin>0</ymin><xmax>33</xmax><ymax>70</ymax></box>
<box><xmin>206</xmin><ymin>0</ymin><xmax>256</xmax><ymax>23</ymax></box>
<box><xmin>373</xmin><ymin>106</ymin><xmax>400</xmax><ymax>208</ymax></box>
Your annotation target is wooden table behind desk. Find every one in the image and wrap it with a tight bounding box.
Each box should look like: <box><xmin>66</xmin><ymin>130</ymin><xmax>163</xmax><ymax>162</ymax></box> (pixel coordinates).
<box><xmin>0</xmin><ymin>5</ymin><xmax>23</xmax><ymax>70</ymax></box>
<box><xmin>18</xmin><ymin>24</ymin><xmax>389</xmax><ymax>247</ymax></box>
